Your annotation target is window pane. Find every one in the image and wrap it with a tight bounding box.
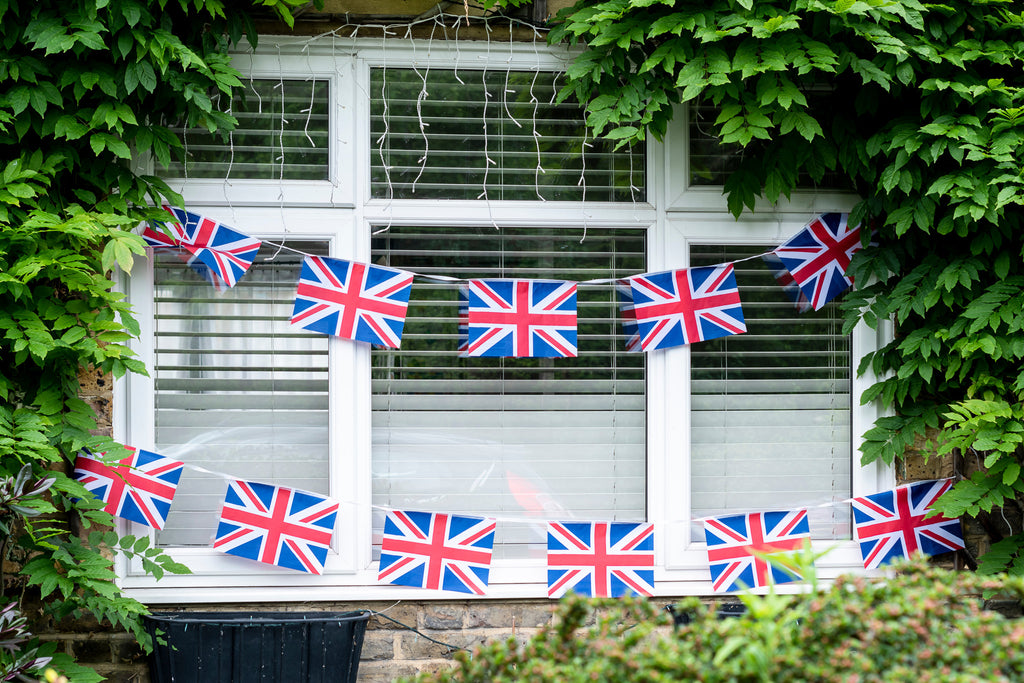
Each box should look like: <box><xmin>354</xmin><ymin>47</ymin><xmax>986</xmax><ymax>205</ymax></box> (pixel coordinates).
<box><xmin>689</xmin><ymin>101</ymin><xmax>846</xmax><ymax>189</ymax></box>
<box><xmin>153</xmin><ymin>241</ymin><xmax>330</xmax><ymax>546</ymax></box>
<box><xmin>371</xmin><ymin>226</ymin><xmax>646</xmax><ymax>560</ymax></box>
<box><xmin>370</xmin><ymin>69</ymin><xmax>645</xmax><ymax>201</ymax></box>
<box><xmin>689</xmin><ymin>245</ymin><xmax>852</xmax><ymax>539</ymax></box>
<box><xmin>163</xmin><ymin>79</ymin><xmax>330</xmax><ymax>181</ymax></box>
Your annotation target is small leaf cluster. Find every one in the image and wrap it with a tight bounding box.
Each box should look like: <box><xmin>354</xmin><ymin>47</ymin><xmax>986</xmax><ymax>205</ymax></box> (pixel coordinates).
<box><xmin>522</xmin><ymin>0</ymin><xmax>1024</xmax><ymax>572</ymax></box>
<box><xmin>405</xmin><ymin>558</ymin><xmax>1024</xmax><ymax>683</ymax></box>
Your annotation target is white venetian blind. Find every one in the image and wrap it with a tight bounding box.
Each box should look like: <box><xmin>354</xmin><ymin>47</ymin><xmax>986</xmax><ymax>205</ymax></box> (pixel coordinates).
<box><xmin>152</xmin><ymin>242</ymin><xmax>330</xmax><ymax>547</ymax></box>
<box><xmin>371</xmin><ymin>226</ymin><xmax>646</xmax><ymax>560</ymax></box>
<box><xmin>689</xmin><ymin>245</ymin><xmax>852</xmax><ymax>539</ymax></box>
<box><xmin>370</xmin><ymin>68</ymin><xmax>644</xmax><ymax>201</ymax></box>
<box><xmin>164</xmin><ymin>79</ymin><xmax>330</xmax><ymax>181</ymax></box>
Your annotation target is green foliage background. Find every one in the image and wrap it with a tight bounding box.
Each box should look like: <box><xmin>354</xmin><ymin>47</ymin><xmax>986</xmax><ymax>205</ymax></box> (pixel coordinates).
<box><xmin>501</xmin><ymin>0</ymin><xmax>1024</xmax><ymax>572</ymax></box>
<box><xmin>403</xmin><ymin>558</ymin><xmax>1024</xmax><ymax>682</ymax></box>
<box><xmin>0</xmin><ymin>0</ymin><xmax>308</xmax><ymax>674</ymax></box>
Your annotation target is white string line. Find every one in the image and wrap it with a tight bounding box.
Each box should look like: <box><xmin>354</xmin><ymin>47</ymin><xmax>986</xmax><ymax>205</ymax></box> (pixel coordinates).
<box><xmin>160</xmin><ymin>459</ymin><xmax>928</xmax><ymax>529</ymax></box>
<box><xmin>482</xmin><ymin>23</ymin><xmax>501</xmax><ymax>229</ymax></box>
<box><xmin>160</xmin><ymin>231</ymin><xmax>783</xmax><ymax>284</ymax></box>
<box><xmin>578</xmin><ymin>100</ymin><xmax>591</xmax><ymax>243</ymax></box>
<box><xmin>478</xmin><ymin>30</ymin><xmax>493</xmax><ymax>201</ymax></box>
<box><xmin>298</xmin><ymin>12</ymin><xmax>549</xmax><ymax>51</ymax></box>
<box><xmin>452</xmin><ymin>14</ymin><xmax>465</xmax><ymax>85</ymax></box>
<box><xmin>529</xmin><ymin>31</ymin><xmax>545</xmax><ymax>201</ymax></box>
<box><xmin>372</xmin><ymin>27</ymin><xmax>397</xmax><ymax>236</ymax></box>
<box><xmin>275</xmin><ymin>44</ymin><xmax>288</xmax><ymax>234</ymax></box>
<box><xmin>409</xmin><ymin>21</ymin><xmax>434</xmax><ymax>193</ymax></box>
<box><xmin>328</xmin><ymin>32</ymin><xmax>340</xmax><ymax>206</ymax></box>
<box><xmin>223</xmin><ymin>88</ymin><xmax>238</xmax><ymax>225</ymax></box>
<box><xmin>501</xmin><ymin>23</ymin><xmax>521</xmax><ymax>131</ymax></box>
<box><xmin>169</xmin><ymin>458</ymin><xmax>864</xmax><ymax>528</ymax></box>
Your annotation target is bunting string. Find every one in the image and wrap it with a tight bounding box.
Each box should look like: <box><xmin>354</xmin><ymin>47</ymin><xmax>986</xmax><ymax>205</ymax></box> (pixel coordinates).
<box><xmin>114</xmin><ymin>207</ymin><xmax>960</xmax><ymax>594</ymax></box>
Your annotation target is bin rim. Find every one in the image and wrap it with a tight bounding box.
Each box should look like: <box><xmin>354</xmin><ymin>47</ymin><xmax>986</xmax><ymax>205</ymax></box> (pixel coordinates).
<box><xmin>143</xmin><ymin>610</ymin><xmax>370</xmax><ymax>625</ymax></box>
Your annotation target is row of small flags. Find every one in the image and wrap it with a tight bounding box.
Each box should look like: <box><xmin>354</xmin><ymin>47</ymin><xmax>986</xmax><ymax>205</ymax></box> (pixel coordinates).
<box><xmin>141</xmin><ymin>207</ymin><xmax>867</xmax><ymax>355</ymax></box>
<box><xmin>74</xmin><ymin>449</ymin><xmax>964</xmax><ymax>594</ymax></box>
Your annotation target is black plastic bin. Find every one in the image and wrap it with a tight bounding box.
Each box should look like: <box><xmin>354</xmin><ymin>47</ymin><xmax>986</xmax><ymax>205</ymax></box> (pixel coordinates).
<box><xmin>143</xmin><ymin>611</ymin><xmax>369</xmax><ymax>683</ymax></box>
<box><xmin>667</xmin><ymin>602</ymin><xmax>746</xmax><ymax>626</ymax></box>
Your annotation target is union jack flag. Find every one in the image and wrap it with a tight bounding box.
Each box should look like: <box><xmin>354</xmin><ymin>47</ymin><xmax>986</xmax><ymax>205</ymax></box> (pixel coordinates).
<box><xmin>772</xmin><ymin>213</ymin><xmax>865</xmax><ymax>311</ymax></box>
<box><xmin>627</xmin><ymin>264</ymin><xmax>746</xmax><ymax>351</ymax></box>
<box><xmin>378</xmin><ymin>511</ymin><xmax>496</xmax><ymax>595</ymax></box>
<box><xmin>547</xmin><ymin>521</ymin><xmax>654</xmax><ymax>598</ymax></box>
<box><xmin>761</xmin><ymin>253</ymin><xmax>812</xmax><ymax>313</ymax></box>
<box><xmin>141</xmin><ymin>206</ymin><xmax>261</xmax><ymax>290</ymax></box>
<box><xmin>461</xmin><ymin>279</ymin><xmax>578</xmax><ymax>358</ymax></box>
<box><xmin>852</xmin><ymin>479</ymin><xmax>964</xmax><ymax>570</ymax></box>
<box><xmin>703</xmin><ymin>509</ymin><xmax>810</xmax><ymax>592</ymax></box>
<box><xmin>213</xmin><ymin>480</ymin><xmax>339</xmax><ymax>575</ymax></box>
<box><xmin>615</xmin><ymin>280</ymin><xmax>642</xmax><ymax>352</ymax></box>
<box><xmin>290</xmin><ymin>256</ymin><xmax>414</xmax><ymax>348</ymax></box>
<box><xmin>73</xmin><ymin>447</ymin><xmax>183</xmax><ymax>530</ymax></box>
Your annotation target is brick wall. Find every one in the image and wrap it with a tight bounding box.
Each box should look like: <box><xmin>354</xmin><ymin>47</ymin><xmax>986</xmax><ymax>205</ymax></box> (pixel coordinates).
<box><xmin>40</xmin><ymin>597</ymin><xmax>707</xmax><ymax>682</ymax></box>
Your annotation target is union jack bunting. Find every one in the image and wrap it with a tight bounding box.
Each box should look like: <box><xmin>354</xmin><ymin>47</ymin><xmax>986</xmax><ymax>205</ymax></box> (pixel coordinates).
<box><xmin>852</xmin><ymin>479</ymin><xmax>964</xmax><ymax>570</ymax></box>
<box><xmin>290</xmin><ymin>256</ymin><xmax>414</xmax><ymax>348</ymax></box>
<box><xmin>627</xmin><ymin>264</ymin><xmax>746</xmax><ymax>351</ymax></box>
<box><xmin>772</xmin><ymin>213</ymin><xmax>865</xmax><ymax>311</ymax></box>
<box><xmin>546</xmin><ymin>521</ymin><xmax>655</xmax><ymax>598</ymax></box>
<box><xmin>615</xmin><ymin>280</ymin><xmax>642</xmax><ymax>352</ymax></box>
<box><xmin>378</xmin><ymin>511</ymin><xmax>496</xmax><ymax>594</ymax></box>
<box><xmin>461</xmin><ymin>279</ymin><xmax>578</xmax><ymax>357</ymax></box>
<box><xmin>213</xmin><ymin>480</ymin><xmax>339</xmax><ymax>575</ymax></box>
<box><xmin>73</xmin><ymin>447</ymin><xmax>183</xmax><ymax>530</ymax></box>
<box><xmin>703</xmin><ymin>509</ymin><xmax>810</xmax><ymax>592</ymax></box>
<box><xmin>761</xmin><ymin>253</ymin><xmax>812</xmax><ymax>313</ymax></box>
<box><xmin>141</xmin><ymin>206</ymin><xmax>261</xmax><ymax>289</ymax></box>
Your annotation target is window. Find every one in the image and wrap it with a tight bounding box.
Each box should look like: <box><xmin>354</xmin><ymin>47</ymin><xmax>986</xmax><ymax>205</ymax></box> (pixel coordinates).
<box><xmin>687</xmin><ymin>99</ymin><xmax>846</xmax><ymax>190</ymax></box>
<box><xmin>370</xmin><ymin>69</ymin><xmax>644</xmax><ymax>201</ymax></box>
<box><xmin>166</xmin><ymin>79</ymin><xmax>330</xmax><ymax>181</ymax></box>
<box><xmin>371</xmin><ymin>226</ymin><xmax>645</xmax><ymax>560</ymax></box>
<box><xmin>117</xmin><ymin>37</ymin><xmax>889</xmax><ymax>601</ymax></box>
<box><xmin>689</xmin><ymin>245</ymin><xmax>851</xmax><ymax>539</ymax></box>
<box><xmin>151</xmin><ymin>242</ymin><xmax>330</xmax><ymax>547</ymax></box>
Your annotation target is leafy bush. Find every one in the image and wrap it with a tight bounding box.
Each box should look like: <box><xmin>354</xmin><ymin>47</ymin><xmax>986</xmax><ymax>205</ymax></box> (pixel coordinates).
<box><xmin>0</xmin><ymin>0</ymin><xmax>309</xmax><ymax>663</ymax></box>
<box><xmin>407</xmin><ymin>559</ymin><xmax>1024</xmax><ymax>683</ymax></box>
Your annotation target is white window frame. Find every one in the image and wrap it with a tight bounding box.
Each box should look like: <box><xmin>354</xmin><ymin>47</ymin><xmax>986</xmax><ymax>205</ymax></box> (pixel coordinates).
<box><xmin>115</xmin><ymin>36</ymin><xmax>892</xmax><ymax>602</ymax></box>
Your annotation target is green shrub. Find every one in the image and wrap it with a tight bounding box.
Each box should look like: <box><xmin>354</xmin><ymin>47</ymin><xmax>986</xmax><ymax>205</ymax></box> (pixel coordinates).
<box><xmin>406</xmin><ymin>560</ymin><xmax>1024</xmax><ymax>683</ymax></box>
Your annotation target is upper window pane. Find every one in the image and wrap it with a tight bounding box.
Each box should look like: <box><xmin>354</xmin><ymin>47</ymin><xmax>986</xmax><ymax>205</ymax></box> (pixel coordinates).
<box><xmin>370</xmin><ymin>69</ymin><xmax>645</xmax><ymax>201</ymax></box>
<box><xmin>165</xmin><ymin>79</ymin><xmax>330</xmax><ymax>181</ymax></box>
<box><xmin>689</xmin><ymin>100</ymin><xmax>847</xmax><ymax>190</ymax></box>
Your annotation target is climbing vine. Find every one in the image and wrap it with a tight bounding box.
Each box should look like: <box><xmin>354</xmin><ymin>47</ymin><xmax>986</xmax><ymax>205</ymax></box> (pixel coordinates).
<box><xmin>500</xmin><ymin>0</ymin><xmax>1024</xmax><ymax>570</ymax></box>
<box><xmin>0</xmin><ymin>0</ymin><xmax>308</xmax><ymax>676</ymax></box>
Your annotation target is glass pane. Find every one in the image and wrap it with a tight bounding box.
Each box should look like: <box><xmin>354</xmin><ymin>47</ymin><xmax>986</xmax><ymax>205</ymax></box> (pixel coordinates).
<box><xmin>371</xmin><ymin>226</ymin><xmax>647</xmax><ymax>560</ymax></box>
<box><xmin>163</xmin><ymin>79</ymin><xmax>330</xmax><ymax>181</ymax></box>
<box><xmin>153</xmin><ymin>241</ymin><xmax>331</xmax><ymax>546</ymax></box>
<box><xmin>689</xmin><ymin>244</ymin><xmax>852</xmax><ymax>540</ymax></box>
<box><xmin>689</xmin><ymin>101</ymin><xmax>847</xmax><ymax>190</ymax></box>
<box><xmin>370</xmin><ymin>69</ymin><xmax>645</xmax><ymax>201</ymax></box>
